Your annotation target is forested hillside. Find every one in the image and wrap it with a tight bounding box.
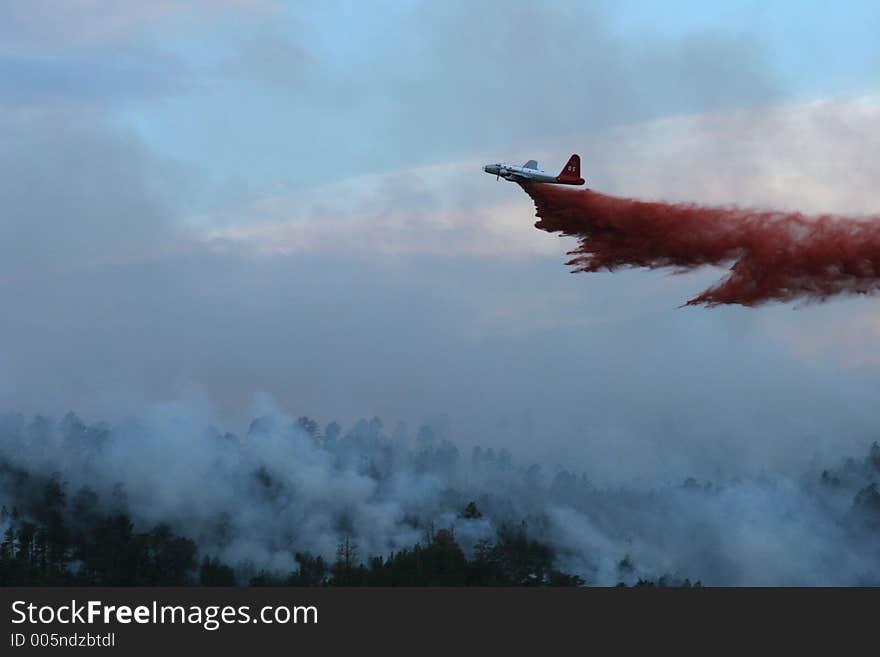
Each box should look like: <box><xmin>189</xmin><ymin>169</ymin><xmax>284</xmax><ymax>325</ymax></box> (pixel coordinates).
<box><xmin>2</xmin><ymin>410</ymin><xmax>879</xmax><ymax>585</ymax></box>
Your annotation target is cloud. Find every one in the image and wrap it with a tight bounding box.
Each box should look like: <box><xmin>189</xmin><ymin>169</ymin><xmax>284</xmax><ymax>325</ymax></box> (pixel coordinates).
<box><xmin>0</xmin><ymin>0</ymin><xmax>279</xmax><ymax>54</ymax></box>
<box><xmin>114</xmin><ymin>0</ymin><xmax>791</xmax><ymax>197</ymax></box>
<box><xmin>0</xmin><ymin>108</ymin><xmax>184</xmax><ymax>281</ymax></box>
<box><xmin>198</xmin><ymin>161</ymin><xmax>559</xmax><ymax>258</ymax></box>
<box><xmin>0</xmin><ymin>49</ymin><xmax>184</xmax><ymax>108</ymax></box>
<box><xmin>0</xmin><ymin>0</ymin><xmax>284</xmax><ymax>110</ymax></box>
<box><xmin>195</xmin><ymin>96</ymin><xmax>880</xmax><ymax>263</ymax></box>
<box><xmin>315</xmin><ymin>0</ymin><xmax>783</xmax><ymax>169</ymax></box>
<box><xmin>590</xmin><ymin>96</ymin><xmax>880</xmax><ymax>213</ymax></box>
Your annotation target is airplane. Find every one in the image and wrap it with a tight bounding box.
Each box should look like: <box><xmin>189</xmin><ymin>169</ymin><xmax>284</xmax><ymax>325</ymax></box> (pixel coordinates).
<box><xmin>482</xmin><ymin>154</ymin><xmax>585</xmax><ymax>186</ymax></box>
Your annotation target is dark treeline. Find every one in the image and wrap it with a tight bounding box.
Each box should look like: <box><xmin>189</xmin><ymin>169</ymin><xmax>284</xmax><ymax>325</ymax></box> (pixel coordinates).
<box><xmin>0</xmin><ymin>464</ymin><xmax>588</xmax><ymax>586</ymax></box>
<box><xmin>0</xmin><ymin>411</ymin><xmax>595</xmax><ymax>586</ymax></box>
<box><xmin>2</xmin><ymin>410</ymin><xmax>880</xmax><ymax>585</ymax></box>
<box><xmin>0</xmin><ymin>410</ymin><xmax>694</xmax><ymax>587</ymax></box>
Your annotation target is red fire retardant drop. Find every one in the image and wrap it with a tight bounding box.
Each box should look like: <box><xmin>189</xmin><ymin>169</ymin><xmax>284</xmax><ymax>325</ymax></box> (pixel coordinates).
<box><xmin>521</xmin><ymin>183</ymin><xmax>880</xmax><ymax>307</ymax></box>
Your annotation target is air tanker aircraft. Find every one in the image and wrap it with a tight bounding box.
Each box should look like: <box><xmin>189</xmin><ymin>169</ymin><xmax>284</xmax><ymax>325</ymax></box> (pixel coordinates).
<box><xmin>483</xmin><ymin>154</ymin><xmax>585</xmax><ymax>185</ymax></box>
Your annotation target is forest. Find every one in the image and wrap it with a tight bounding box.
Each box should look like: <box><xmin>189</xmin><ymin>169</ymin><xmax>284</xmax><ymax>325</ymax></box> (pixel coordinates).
<box><xmin>1</xmin><ymin>409</ymin><xmax>879</xmax><ymax>586</ymax></box>
<box><xmin>0</xmin><ymin>473</ymin><xmax>589</xmax><ymax>586</ymax></box>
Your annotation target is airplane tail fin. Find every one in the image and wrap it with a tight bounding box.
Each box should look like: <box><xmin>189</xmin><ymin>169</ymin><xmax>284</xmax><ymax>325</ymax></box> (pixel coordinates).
<box><xmin>557</xmin><ymin>154</ymin><xmax>584</xmax><ymax>185</ymax></box>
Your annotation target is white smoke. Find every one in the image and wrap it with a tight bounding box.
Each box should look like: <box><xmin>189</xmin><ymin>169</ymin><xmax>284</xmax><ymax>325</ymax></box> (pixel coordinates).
<box><xmin>2</xmin><ymin>395</ymin><xmax>879</xmax><ymax>585</ymax></box>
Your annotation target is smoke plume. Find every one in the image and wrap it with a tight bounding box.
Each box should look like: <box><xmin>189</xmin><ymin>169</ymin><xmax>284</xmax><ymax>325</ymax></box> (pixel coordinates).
<box><xmin>522</xmin><ymin>184</ymin><xmax>880</xmax><ymax>306</ymax></box>
<box><xmin>3</xmin><ymin>404</ymin><xmax>880</xmax><ymax>585</ymax></box>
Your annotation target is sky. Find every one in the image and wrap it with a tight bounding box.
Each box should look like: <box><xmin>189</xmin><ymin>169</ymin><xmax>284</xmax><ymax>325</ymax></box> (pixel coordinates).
<box><xmin>2</xmin><ymin>0</ymin><xmax>880</xmax><ymax>480</ymax></box>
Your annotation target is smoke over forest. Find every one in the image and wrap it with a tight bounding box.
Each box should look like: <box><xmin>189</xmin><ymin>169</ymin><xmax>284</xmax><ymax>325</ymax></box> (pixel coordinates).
<box><xmin>524</xmin><ymin>185</ymin><xmax>880</xmax><ymax>306</ymax></box>
<box><xmin>3</xmin><ymin>404</ymin><xmax>880</xmax><ymax>586</ymax></box>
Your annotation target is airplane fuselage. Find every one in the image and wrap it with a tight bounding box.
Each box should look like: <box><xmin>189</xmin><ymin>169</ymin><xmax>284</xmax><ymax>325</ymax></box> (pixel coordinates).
<box><xmin>482</xmin><ymin>154</ymin><xmax>585</xmax><ymax>186</ymax></box>
<box><xmin>483</xmin><ymin>163</ymin><xmax>563</xmax><ymax>183</ymax></box>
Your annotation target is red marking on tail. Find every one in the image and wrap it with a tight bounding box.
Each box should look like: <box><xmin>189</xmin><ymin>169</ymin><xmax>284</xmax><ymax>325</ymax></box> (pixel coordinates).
<box><xmin>557</xmin><ymin>154</ymin><xmax>584</xmax><ymax>185</ymax></box>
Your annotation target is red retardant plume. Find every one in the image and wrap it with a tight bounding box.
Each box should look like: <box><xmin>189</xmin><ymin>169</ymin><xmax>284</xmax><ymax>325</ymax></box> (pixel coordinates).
<box><xmin>521</xmin><ymin>183</ymin><xmax>880</xmax><ymax>307</ymax></box>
